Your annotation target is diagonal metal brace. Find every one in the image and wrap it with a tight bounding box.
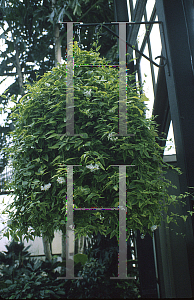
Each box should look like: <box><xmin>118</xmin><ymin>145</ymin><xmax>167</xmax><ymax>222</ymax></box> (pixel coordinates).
<box><xmin>74</xmin><ymin>22</ymin><xmax>167</xmax><ymax>68</ymax></box>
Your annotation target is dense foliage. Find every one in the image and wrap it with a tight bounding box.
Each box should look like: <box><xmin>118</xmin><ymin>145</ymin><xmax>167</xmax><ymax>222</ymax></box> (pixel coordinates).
<box><xmin>0</xmin><ymin>0</ymin><xmax>115</xmax><ymax>99</ymax></box>
<box><xmin>70</xmin><ymin>232</ymin><xmax>140</xmax><ymax>299</ymax></box>
<box><xmin>0</xmin><ymin>240</ymin><xmax>140</xmax><ymax>299</ymax></box>
<box><xmin>2</xmin><ymin>42</ymin><xmax>180</xmax><ymax>243</ymax></box>
<box><xmin>0</xmin><ymin>0</ymin><xmax>116</xmax><ymax>177</ymax></box>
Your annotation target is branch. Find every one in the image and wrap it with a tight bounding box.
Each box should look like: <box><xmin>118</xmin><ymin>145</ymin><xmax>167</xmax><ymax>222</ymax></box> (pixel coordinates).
<box><xmin>0</xmin><ymin>73</ymin><xmax>17</xmax><ymax>76</ymax></box>
<box><xmin>77</xmin><ymin>0</ymin><xmax>103</xmax><ymax>22</ymax></box>
<box><xmin>15</xmin><ymin>44</ymin><xmax>24</xmax><ymax>96</ymax></box>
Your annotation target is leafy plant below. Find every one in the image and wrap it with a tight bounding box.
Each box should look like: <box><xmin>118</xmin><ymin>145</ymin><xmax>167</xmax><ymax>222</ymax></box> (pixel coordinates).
<box><xmin>0</xmin><ymin>240</ymin><xmax>140</xmax><ymax>299</ymax></box>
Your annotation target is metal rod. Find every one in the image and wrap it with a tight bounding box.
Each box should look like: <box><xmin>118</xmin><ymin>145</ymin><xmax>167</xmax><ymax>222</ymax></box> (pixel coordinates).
<box><xmin>62</xmin><ymin>22</ymin><xmax>163</xmax><ymax>25</ymax></box>
<box><xmin>62</xmin><ymin>22</ymin><xmax>167</xmax><ymax>68</ymax></box>
<box><xmin>100</xmin><ymin>24</ymin><xmax>167</xmax><ymax>68</ymax></box>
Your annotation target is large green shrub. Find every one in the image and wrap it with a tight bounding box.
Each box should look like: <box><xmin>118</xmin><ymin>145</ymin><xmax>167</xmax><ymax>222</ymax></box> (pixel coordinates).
<box><xmin>3</xmin><ymin>42</ymin><xmax>180</xmax><ymax>241</ymax></box>
<box><xmin>0</xmin><ymin>240</ymin><xmax>65</xmax><ymax>299</ymax></box>
<box><xmin>69</xmin><ymin>232</ymin><xmax>140</xmax><ymax>299</ymax></box>
<box><xmin>0</xmin><ymin>240</ymin><xmax>140</xmax><ymax>299</ymax></box>
<box><xmin>69</xmin><ymin>257</ymin><xmax>140</xmax><ymax>299</ymax></box>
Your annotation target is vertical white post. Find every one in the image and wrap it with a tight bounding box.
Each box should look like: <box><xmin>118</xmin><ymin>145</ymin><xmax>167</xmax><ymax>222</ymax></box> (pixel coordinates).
<box><xmin>119</xmin><ymin>22</ymin><xmax>127</xmax><ymax>136</ymax></box>
<box><xmin>66</xmin><ymin>23</ymin><xmax>74</xmax><ymax>136</ymax></box>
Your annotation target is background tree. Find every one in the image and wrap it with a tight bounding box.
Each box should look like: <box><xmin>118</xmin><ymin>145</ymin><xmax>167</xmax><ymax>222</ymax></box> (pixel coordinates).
<box><xmin>0</xmin><ymin>0</ymin><xmax>116</xmax><ymax>101</ymax></box>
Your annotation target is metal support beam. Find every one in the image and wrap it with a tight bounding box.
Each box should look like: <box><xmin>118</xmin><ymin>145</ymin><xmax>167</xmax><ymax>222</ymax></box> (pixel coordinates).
<box><xmin>152</xmin><ymin>60</ymin><xmax>171</xmax><ymax>147</ymax></box>
<box><xmin>136</xmin><ymin>231</ymin><xmax>158</xmax><ymax>298</ymax></box>
<box><xmin>112</xmin><ymin>1</ymin><xmax>158</xmax><ymax>296</ymax></box>
<box><xmin>155</xmin><ymin>0</ymin><xmax>194</xmax><ymax>297</ymax></box>
<box><xmin>114</xmin><ymin>0</ymin><xmax>128</xmax><ymax>22</ymax></box>
<box><xmin>155</xmin><ymin>158</ymin><xmax>192</xmax><ymax>298</ymax></box>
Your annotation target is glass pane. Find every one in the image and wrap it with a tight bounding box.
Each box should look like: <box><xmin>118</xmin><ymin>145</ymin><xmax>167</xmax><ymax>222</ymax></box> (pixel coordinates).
<box><xmin>140</xmin><ymin>44</ymin><xmax>154</xmax><ymax>118</ymax></box>
<box><xmin>150</xmin><ymin>16</ymin><xmax>162</xmax><ymax>82</ymax></box>
<box><xmin>137</xmin><ymin>16</ymin><xmax>146</xmax><ymax>50</ymax></box>
<box><xmin>133</xmin><ymin>0</ymin><xmax>137</xmax><ymax>9</ymax></box>
<box><xmin>146</xmin><ymin>0</ymin><xmax>155</xmax><ymax>21</ymax></box>
<box><xmin>164</xmin><ymin>121</ymin><xmax>176</xmax><ymax>155</ymax></box>
<box><xmin>127</xmin><ymin>0</ymin><xmax>131</xmax><ymax>21</ymax></box>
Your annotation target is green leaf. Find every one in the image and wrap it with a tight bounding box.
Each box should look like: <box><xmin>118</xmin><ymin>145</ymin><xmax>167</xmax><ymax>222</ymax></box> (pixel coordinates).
<box><xmin>43</xmin><ymin>154</ymin><xmax>49</xmax><ymax>162</ymax></box>
<box><xmin>85</xmin><ymin>192</ymin><xmax>99</xmax><ymax>202</ymax></box>
<box><xmin>113</xmin><ymin>185</ymin><xmax>118</xmax><ymax>191</ymax></box>
<box><xmin>66</xmin><ymin>144</ymin><xmax>70</xmax><ymax>150</ymax></box>
<box><xmin>96</xmin><ymin>161</ymin><xmax>105</xmax><ymax>171</ymax></box>
<box><xmin>23</xmin><ymin>172</ymin><xmax>31</xmax><ymax>176</ymax></box>
<box><xmin>81</xmin><ymin>132</ymin><xmax>88</xmax><ymax>138</ymax></box>
<box><xmin>74</xmin><ymin>253</ymin><xmax>88</xmax><ymax>265</ymax></box>
<box><xmin>4</xmin><ymin>231</ymin><xmax>9</xmax><ymax>239</ymax></box>
<box><xmin>5</xmin><ymin>279</ymin><xmax>12</xmax><ymax>284</ymax></box>
<box><xmin>44</xmin><ymin>290</ymin><xmax>55</xmax><ymax>295</ymax></box>
<box><xmin>110</xmin><ymin>230</ymin><xmax>117</xmax><ymax>239</ymax></box>
<box><xmin>45</xmin><ymin>133</ymin><xmax>59</xmax><ymax>139</ymax></box>
<box><xmin>57</xmin><ymin>291</ymin><xmax>66</xmax><ymax>295</ymax></box>
<box><xmin>22</xmin><ymin>181</ymin><xmax>28</xmax><ymax>186</ymax></box>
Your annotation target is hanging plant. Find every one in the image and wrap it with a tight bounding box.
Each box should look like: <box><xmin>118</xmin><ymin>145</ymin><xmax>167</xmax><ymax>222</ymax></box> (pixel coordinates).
<box><xmin>2</xmin><ymin>42</ymin><xmax>186</xmax><ymax>242</ymax></box>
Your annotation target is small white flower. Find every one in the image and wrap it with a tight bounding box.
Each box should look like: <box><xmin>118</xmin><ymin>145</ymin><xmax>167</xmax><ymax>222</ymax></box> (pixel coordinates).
<box><xmin>45</xmin><ymin>183</ymin><xmax>51</xmax><ymax>190</ymax></box>
<box><xmin>140</xmin><ymin>234</ymin><xmax>145</xmax><ymax>239</ymax></box>
<box><xmin>84</xmin><ymin>89</ymin><xmax>92</xmax><ymax>97</ymax></box>
<box><xmin>107</xmin><ymin>132</ymin><xmax>118</xmax><ymax>141</ymax></box>
<box><xmin>45</xmin><ymin>82</ymin><xmax>50</xmax><ymax>87</ymax></box>
<box><xmin>86</xmin><ymin>163</ymin><xmax>99</xmax><ymax>172</ymax></box>
<box><xmin>57</xmin><ymin>177</ymin><xmax>65</xmax><ymax>184</ymax></box>
<box><xmin>41</xmin><ymin>183</ymin><xmax>51</xmax><ymax>191</ymax></box>
<box><xmin>151</xmin><ymin>225</ymin><xmax>157</xmax><ymax>231</ymax></box>
<box><xmin>109</xmin><ymin>107</ymin><xmax>116</xmax><ymax>113</ymax></box>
